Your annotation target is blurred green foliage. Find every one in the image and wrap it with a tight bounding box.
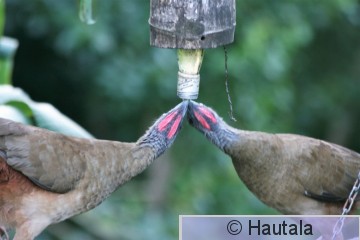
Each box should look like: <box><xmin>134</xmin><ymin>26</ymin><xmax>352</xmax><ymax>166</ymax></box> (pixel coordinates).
<box><xmin>0</xmin><ymin>85</ymin><xmax>93</xmax><ymax>138</ymax></box>
<box><xmin>3</xmin><ymin>0</ymin><xmax>360</xmax><ymax>239</ymax></box>
<box><xmin>0</xmin><ymin>0</ymin><xmax>3</xmax><ymax>37</ymax></box>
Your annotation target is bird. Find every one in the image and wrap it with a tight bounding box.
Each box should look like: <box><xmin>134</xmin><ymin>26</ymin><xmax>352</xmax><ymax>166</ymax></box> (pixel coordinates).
<box><xmin>187</xmin><ymin>100</ymin><xmax>360</xmax><ymax>215</ymax></box>
<box><xmin>0</xmin><ymin>101</ymin><xmax>188</xmax><ymax>240</ymax></box>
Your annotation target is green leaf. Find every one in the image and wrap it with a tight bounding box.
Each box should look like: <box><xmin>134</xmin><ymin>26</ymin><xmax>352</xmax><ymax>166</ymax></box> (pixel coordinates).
<box><xmin>5</xmin><ymin>100</ymin><xmax>33</xmax><ymax>117</ymax></box>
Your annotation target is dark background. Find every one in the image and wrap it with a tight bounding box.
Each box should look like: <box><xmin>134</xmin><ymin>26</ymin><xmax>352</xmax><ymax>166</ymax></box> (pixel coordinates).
<box><xmin>3</xmin><ymin>0</ymin><xmax>360</xmax><ymax>239</ymax></box>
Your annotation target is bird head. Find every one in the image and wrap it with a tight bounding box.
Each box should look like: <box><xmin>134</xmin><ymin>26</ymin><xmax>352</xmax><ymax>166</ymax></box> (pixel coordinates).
<box><xmin>187</xmin><ymin>100</ymin><xmax>237</xmax><ymax>151</ymax></box>
<box><xmin>137</xmin><ymin>101</ymin><xmax>188</xmax><ymax>158</ymax></box>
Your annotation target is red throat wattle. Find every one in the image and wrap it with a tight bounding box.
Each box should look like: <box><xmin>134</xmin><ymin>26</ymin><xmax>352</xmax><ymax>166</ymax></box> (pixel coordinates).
<box><xmin>167</xmin><ymin>115</ymin><xmax>182</xmax><ymax>139</ymax></box>
<box><xmin>194</xmin><ymin>106</ymin><xmax>217</xmax><ymax>130</ymax></box>
<box><xmin>157</xmin><ymin>110</ymin><xmax>182</xmax><ymax>139</ymax></box>
<box><xmin>194</xmin><ymin>111</ymin><xmax>210</xmax><ymax>130</ymax></box>
<box><xmin>198</xmin><ymin>106</ymin><xmax>217</xmax><ymax>123</ymax></box>
<box><xmin>158</xmin><ymin>110</ymin><xmax>177</xmax><ymax>132</ymax></box>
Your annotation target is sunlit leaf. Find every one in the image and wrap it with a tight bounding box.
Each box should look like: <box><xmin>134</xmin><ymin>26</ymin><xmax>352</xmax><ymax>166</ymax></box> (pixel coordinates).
<box><xmin>79</xmin><ymin>0</ymin><xmax>96</xmax><ymax>25</ymax></box>
<box><xmin>31</xmin><ymin>102</ymin><xmax>93</xmax><ymax>139</ymax></box>
<box><xmin>0</xmin><ymin>85</ymin><xmax>93</xmax><ymax>138</ymax></box>
<box><xmin>0</xmin><ymin>85</ymin><xmax>31</xmax><ymax>103</ymax></box>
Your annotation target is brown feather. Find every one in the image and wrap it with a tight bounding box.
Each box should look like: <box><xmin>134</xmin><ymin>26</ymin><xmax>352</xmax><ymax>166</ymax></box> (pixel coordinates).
<box><xmin>227</xmin><ymin>131</ymin><xmax>360</xmax><ymax>214</ymax></box>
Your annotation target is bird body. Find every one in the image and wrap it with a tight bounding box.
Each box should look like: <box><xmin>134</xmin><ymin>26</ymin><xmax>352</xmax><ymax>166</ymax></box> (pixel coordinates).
<box><xmin>0</xmin><ymin>101</ymin><xmax>187</xmax><ymax>240</ymax></box>
<box><xmin>188</xmin><ymin>101</ymin><xmax>360</xmax><ymax>215</ymax></box>
<box><xmin>227</xmin><ymin>131</ymin><xmax>359</xmax><ymax>215</ymax></box>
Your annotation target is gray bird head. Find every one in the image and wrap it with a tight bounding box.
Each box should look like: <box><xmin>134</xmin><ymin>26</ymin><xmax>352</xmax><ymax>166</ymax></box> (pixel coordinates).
<box><xmin>187</xmin><ymin>101</ymin><xmax>237</xmax><ymax>151</ymax></box>
<box><xmin>137</xmin><ymin>101</ymin><xmax>188</xmax><ymax>158</ymax></box>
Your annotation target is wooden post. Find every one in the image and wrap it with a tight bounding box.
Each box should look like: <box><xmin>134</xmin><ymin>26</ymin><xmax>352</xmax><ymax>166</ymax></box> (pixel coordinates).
<box><xmin>149</xmin><ymin>0</ymin><xmax>236</xmax><ymax>49</ymax></box>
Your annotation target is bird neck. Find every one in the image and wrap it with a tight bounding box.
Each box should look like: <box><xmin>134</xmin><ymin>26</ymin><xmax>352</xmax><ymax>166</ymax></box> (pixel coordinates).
<box><xmin>86</xmin><ymin>112</ymin><xmax>176</xmax><ymax>201</ymax></box>
<box><xmin>110</xmin><ymin>135</ymin><xmax>163</xmax><ymax>181</ymax></box>
<box><xmin>66</xmin><ymin>139</ymin><xmax>157</xmax><ymax>213</ymax></box>
<box><xmin>128</xmin><ymin>144</ymin><xmax>157</xmax><ymax>177</ymax></box>
<box><xmin>135</xmin><ymin>117</ymin><xmax>173</xmax><ymax>160</ymax></box>
<box><xmin>84</xmin><ymin>140</ymin><xmax>157</xmax><ymax>198</ymax></box>
<box><xmin>224</xmin><ymin>130</ymin><xmax>282</xmax><ymax>166</ymax></box>
<box><xmin>211</xmin><ymin>121</ymin><xmax>239</xmax><ymax>152</ymax></box>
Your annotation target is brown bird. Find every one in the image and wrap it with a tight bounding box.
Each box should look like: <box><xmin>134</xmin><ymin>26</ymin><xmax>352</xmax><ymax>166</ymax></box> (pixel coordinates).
<box><xmin>187</xmin><ymin>100</ymin><xmax>360</xmax><ymax>215</ymax></box>
<box><xmin>0</xmin><ymin>101</ymin><xmax>187</xmax><ymax>240</ymax></box>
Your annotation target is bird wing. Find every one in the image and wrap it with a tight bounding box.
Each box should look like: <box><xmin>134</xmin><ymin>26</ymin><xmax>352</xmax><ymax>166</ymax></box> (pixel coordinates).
<box><xmin>284</xmin><ymin>134</ymin><xmax>360</xmax><ymax>202</ymax></box>
<box><xmin>304</xmin><ymin>190</ymin><xmax>346</xmax><ymax>202</ymax></box>
<box><xmin>0</xmin><ymin>118</ymin><xmax>90</xmax><ymax>193</ymax></box>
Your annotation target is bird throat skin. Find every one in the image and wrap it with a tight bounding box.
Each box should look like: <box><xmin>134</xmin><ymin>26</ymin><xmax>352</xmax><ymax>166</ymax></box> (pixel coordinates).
<box><xmin>136</xmin><ymin>101</ymin><xmax>187</xmax><ymax>158</ymax></box>
<box><xmin>188</xmin><ymin>101</ymin><xmax>237</xmax><ymax>151</ymax></box>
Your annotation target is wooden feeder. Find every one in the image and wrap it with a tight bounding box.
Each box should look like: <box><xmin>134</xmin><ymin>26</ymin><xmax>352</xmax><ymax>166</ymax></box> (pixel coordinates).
<box><xmin>149</xmin><ymin>0</ymin><xmax>236</xmax><ymax>99</ymax></box>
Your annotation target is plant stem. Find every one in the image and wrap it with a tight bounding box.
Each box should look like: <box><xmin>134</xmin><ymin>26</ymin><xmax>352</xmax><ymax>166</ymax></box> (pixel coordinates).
<box><xmin>79</xmin><ymin>0</ymin><xmax>96</xmax><ymax>25</ymax></box>
<box><xmin>0</xmin><ymin>0</ymin><xmax>4</xmax><ymax>38</ymax></box>
<box><xmin>0</xmin><ymin>37</ymin><xmax>19</xmax><ymax>85</ymax></box>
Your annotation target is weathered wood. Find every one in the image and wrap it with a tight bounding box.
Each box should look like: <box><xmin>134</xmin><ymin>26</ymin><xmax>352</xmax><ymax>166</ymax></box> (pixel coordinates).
<box><xmin>149</xmin><ymin>0</ymin><xmax>236</xmax><ymax>49</ymax></box>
